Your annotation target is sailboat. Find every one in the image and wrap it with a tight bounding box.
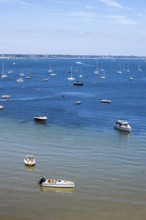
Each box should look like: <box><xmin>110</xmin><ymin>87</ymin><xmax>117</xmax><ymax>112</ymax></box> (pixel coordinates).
<box><xmin>48</xmin><ymin>64</ymin><xmax>57</xmax><ymax>76</ymax></box>
<box><xmin>126</xmin><ymin>63</ymin><xmax>130</xmax><ymax>72</ymax></box>
<box><xmin>138</xmin><ymin>64</ymin><xmax>142</xmax><ymax>72</ymax></box>
<box><xmin>117</xmin><ymin>63</ymin><xmax>122</xmax><ymax>74</ymax></box>
<box><xmin>67</xmin><ymin>66</ymin><xmax>75</xmax><ymax>80</ymax></box>
<box><xmin>1</xmin><ymin>64</ymin><xmax>7</xmax><ymax>79</ymax></box>
<box><xmin>79</xmin><ymin>67</ymin><xmax>83</xmax><ymax>78</ymax></box>
<box><xmin>48</xmin><ymin>64</ymin><xmax>53</xmax><ymax>73</ymax></box>
<box><xmin>94</xmin><ymin>59</ymin><xmax>99</xmax><ymax>74</ymax></box>
<box><xmin>100</xmin><ymin>69</ymin><xmax>106</xmax><ymax>79</ymax></box>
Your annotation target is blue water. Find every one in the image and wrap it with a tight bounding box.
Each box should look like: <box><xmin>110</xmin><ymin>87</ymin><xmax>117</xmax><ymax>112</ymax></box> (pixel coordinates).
<box><xmin>0</xmin><ymin>58</ymin><xmax>146</xmax><ymax>220</ymax></box>
<box><xmin>0</xmin><ymin>58</ymin><xmax>146</xmax><ymax>132</ymax></box>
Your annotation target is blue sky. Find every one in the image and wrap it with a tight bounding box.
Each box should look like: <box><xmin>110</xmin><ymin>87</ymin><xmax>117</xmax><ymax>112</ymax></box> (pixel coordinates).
<box><xmin>0</xmin><ymin>0</ymin><xmax>146</xmax><ymax>55</ymax></box>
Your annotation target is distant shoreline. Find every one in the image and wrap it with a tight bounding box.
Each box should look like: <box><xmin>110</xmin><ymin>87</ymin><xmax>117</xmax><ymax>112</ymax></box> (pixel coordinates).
<box><xmin>0</xmin><ymin>54</ymin><xmax>145</xmax><ymax>59</ymax></box>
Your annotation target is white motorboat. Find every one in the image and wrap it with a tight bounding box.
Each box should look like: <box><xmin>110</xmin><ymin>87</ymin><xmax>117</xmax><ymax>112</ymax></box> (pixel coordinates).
<box><xmin>16</xmin><ymin>78</ymin><xmax>24</xmax><ymax>83</ymax></box>
<box><xmin>26</xmin><ymin>75</ymin><xmax>33</xmax><ymax>79</ymax></box>
<box><xmin>50</xmin><ymin>73</ymin><xmax>57</xmax><ymax>76</ymax></box>
<box><xmin>1</xmin><ymin>74</ymin><xmax>8</xmax><ymax>79</ymax></box>
<box><xmin>24</xmin><ymin>155</ymin><xmax>36</xmax><ymax>166</ymax></box>
<box><xmin>38</xmin><ymin>176</ymin><xmax>75</xmax><ymax>188</ymax></box>
<box><xmin>2</xmin><ymin>94</ymin><xmax>10</xmax><ymax>99</ymax></box>
<box><xmin>114</xmin><ymin>120</ymin><xmax>131</xmax><ymax>132</ymax></box>
<box><xmin>100</xmin><ymin>99</ymin><xmax>111</xmax><ymax>103</ymax></box>
<box><xmin>34</xmin><ymin>115</ymin><xmax>47</xmax><ymax>123</ymax></box>
<box><xmin>75</xmin><ymin>100</ymin><xmax>81</xmax><ymax>105</ymax></box>
<box><xmin>0</xmin><ymin>105</ymin><xmax>4</xmax><ymax>110</ymax></box>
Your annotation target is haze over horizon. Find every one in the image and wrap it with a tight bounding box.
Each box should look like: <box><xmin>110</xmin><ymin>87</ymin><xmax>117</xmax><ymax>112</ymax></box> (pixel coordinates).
<box><xmin>1</xmin><ymin>0</ymin><xmax>146</xmax><ymax>56</ymax></box>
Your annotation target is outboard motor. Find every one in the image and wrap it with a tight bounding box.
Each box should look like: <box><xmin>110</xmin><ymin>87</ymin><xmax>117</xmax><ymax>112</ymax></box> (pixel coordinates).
<box><xmin>38</xmin><ymin>176</ymin><xmax>46</xmax><ymax>185</ymax></box>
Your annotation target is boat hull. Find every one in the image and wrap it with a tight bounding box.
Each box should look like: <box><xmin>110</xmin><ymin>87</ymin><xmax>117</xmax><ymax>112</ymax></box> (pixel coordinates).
<box><xmin>73</xmin><ymin>82</ymin><xmax>84</xmax><ymax>86</ymax></box>
<box><xmin>114</xmin><ymin>126</ymin><xmax>131</xmax><ymax>132</ymax></box>
<box><xmin>41</xmin><ymin>182</ymin><xmax>74</xmax><ymax>188</ymax></box>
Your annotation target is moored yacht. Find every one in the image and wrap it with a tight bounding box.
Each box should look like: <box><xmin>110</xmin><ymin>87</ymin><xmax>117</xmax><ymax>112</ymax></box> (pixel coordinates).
<box><xmin>100</xmin><ymin>99</ymin><xmax>111</xmax><ymax>103</ymax></box>
<box><xmin>114</xmin><ymin>120</ymin><xmax>131</xmax><ymax>132</ymax></box>
<box><xmin>2</xmin><ymin>94</ymin><xmax>10</xmax><ymax>99</ymax></box>
<box><xmin>73</xmin><ymin>81</ymin><xmax>84</xmax><ymax>86</ymax></box>
<box><xmin>34</xmin><ymin>115</ymin><xmax>47</xmax><ymax>123</ymax></box>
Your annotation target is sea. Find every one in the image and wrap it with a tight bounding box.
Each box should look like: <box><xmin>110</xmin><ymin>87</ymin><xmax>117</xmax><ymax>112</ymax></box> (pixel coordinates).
<box><xmin>0</xmin><ymin>57</ymin><xmax>146</xmax><ymax>220</ymax></box>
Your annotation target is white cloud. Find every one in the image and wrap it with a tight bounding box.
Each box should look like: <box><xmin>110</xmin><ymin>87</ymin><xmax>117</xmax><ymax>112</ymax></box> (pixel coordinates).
<box><xmin>53</xmin><ymin>0</ymin><xmax>92</xmax><ymax>9</ymax></box>
<box><xmin>99</xmin><ymin>0</ymin><xmax>123</xmax><ymax>9</ymax></box>
<box><xmin>64</xmin><ymin>11</ymin><xmax>97</xmax><ymax>18</ymax></box>
<box><xmin>110</xmin><ymin>15</ymin><xmax>138</xmax><ymax>25</ymax></box>
<box><xmin>0</xmin><ymin>0</ymin><xmax>36</xmax><ymax>10</ymax></box>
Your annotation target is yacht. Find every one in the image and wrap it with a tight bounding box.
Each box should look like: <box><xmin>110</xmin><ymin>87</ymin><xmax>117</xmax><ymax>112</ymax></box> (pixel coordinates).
<box><xmin>34</xmin><ymin>115</ymin><xmax>47</xmax><ymax>123</ymax></box>
<box><xmin>114</xmin><ymin>120</ymin><xmax>131</xmax><ymax>132</ymax></box>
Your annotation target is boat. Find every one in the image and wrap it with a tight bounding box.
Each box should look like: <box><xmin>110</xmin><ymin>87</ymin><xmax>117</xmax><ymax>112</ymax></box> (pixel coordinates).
<box><xmin>75</xmin><ymin>61</ymin><xmax>83</xmax><ymax>64</ymax></box>
<box><xmin>100</xmin><ymin>69</ymin><xmax>106</xmax><ymax>79</ymax></box>
<box><xmin>73</xmin><ymin>81</ymin><xmax>84</xmax><ymax>86</ymax></box>
<box><xmin>50</xmin><ymin>73</ymin><xmax>57</xmax><ymax>76</ymax></box>
<box><xmin>114</xmin><ymin>120</ymin><xmax>131</xmax><ymax>132</ymax></box>
<box><xmin>1</xmin><ymin>64</ymin><xmax>8</xmax><ymax>79</ymax></box>
<box><xmin>2</xmin><ymin>94</ymin><xmax>10</xmax><ymax>99</ymax></box>
<box><xmin>94</xmin><ymin>59</ymin><xmax>99</xmax><ymax>74</ymax></box>
<box><xmin>138</xmin><ymin>64</ymin><xmax>142</xmax><ymax>72</ymax></box>
<box><xmin>117</xmin><ymin>63</ymin><xmax>122</xmax><ymax>74</ymax></box>
<box><xmin>75</xmin><ymin>100</ymin><xmax>81</xmax><ymax>105</ymax></box>
<box><xmin>42</xmin><ymin>78</ymin><xmax>49</xmax><ymax>81</ymax></box>
<box><xmin>8</xmin><ymin>70</ymin><xmax>14</xmax><ymax>74</ymax></box>
<box><xmin>100</xmin><ymin>99</ymin><xmax>111</xmax><ymax>103</ymax></box>
<box><xmin>1</xmin><ymin>74</ymin><xmax>7</xmax><ymax>79</ymax></box>
<box><xmin>38</xmin><ymin>176</ymin><xmax>75</xmax><ymax>188</ymax></box>
<box><xmin>0</xmin><ymin>105</ymin><xmax>4</xmax><ymax>110</ymax></box>
<box><xmin>24</xmin><ymin>155</ymin><xmax>36</xmax><ymax>166</ymax></box>
<box><xmin>26</xmin><ymin>75</ymin><xmax>33</xmax><ymax>79</ymax></box>
<box><xmin>48</xmin><ymin>64</ymin><xmax>53</xmax><ymax>73</ymax></box>
<box><xmin>16</xmin><ymin>78</ymin><xmax>24</xmax><ymax>83</ymax></box>
<box><xmin>34</xmin><ymin>115</ymin><xmax>47</xmax><ymax>123</ymax></box>
<box><xmin>67</xmin><ymin>66</ymin><xmax>75</xmax><ymax>81</ymax></box>
<box><xmin>79</xmin><ymin>67</ymin><xmax>83</xmax><ymax>78</ymax></box>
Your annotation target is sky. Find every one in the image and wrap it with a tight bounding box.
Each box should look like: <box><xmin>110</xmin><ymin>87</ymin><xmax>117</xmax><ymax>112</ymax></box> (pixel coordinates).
<box><xmin>0</xmin><ymin>0</ymin><xmax>146</xmax><ymax>55</ymax></box>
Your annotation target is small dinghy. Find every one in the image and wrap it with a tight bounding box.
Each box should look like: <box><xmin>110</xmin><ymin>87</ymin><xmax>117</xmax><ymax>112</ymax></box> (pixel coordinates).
<box><xmin>38</xmin><ymin>176</ymin><xmax>75</xmax><ymax>188</ymax></box>
<box><xmin>24</xmin><ymin>155</ymin><xmax>36</xmax><ymax>166</ymax></box>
